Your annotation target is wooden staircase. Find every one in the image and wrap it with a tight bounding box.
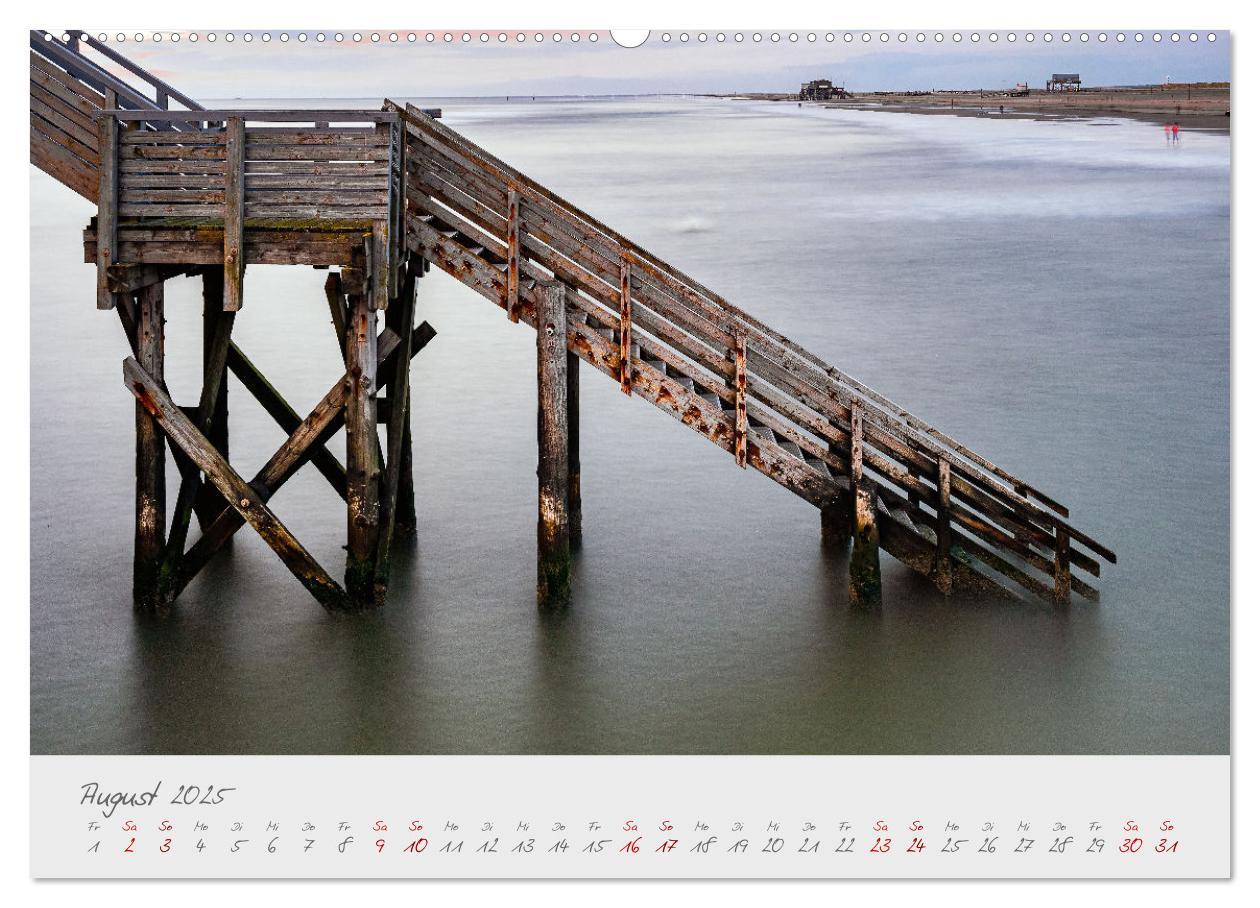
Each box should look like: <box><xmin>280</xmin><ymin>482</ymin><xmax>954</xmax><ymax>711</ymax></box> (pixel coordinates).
<box><xmin>29</xmin><ymin>30</ymin><xmax>1116</xmax><ymax>608</ymax></box>
<box><xmin>392</xmin><ymin>101</ymin><xmax>1116</xmax><ymax>604</ymax></box>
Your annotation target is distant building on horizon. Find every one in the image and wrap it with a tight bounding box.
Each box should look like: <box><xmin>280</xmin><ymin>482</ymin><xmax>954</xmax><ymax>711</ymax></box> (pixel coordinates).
<box><xmin>799</xmin><ymin>79</ymin><xmax>849</xmax><ymax>101</ymax></box>
<box><xmin>1047</xmin><ymin>73</ymin><xmax>1083</xmax><ymax>92</ymax></box>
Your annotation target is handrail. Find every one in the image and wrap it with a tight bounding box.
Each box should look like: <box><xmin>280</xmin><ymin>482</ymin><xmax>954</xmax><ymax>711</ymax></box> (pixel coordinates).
<box><xmin>397</xmin><ymin>103</ymin><xmax>1114</xmax><ymax>566</ymax></box>
<box><xmin>71</xmin><ymin>30</ymin><xmax>203</xmax><ymax>112</ymax></box>
<box><xmin>32</xmin><ymin>31</ymin><xmax>170</xmax><ymax>115</ymax></box>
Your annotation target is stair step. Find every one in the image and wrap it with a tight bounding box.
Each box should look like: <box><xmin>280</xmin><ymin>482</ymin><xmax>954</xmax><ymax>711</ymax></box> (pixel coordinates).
<box><xmin>597</xmin><ymin>327</ymin><xmax>615</xmax><ymax>341</ymax></box>
<box><xmin>698</xmin><ymin>391</ymin><xmax>722</xmax><ymax>408</ymax></box>
<box><xmin>806</xmin><ymin>457</ymin><xmax>833</xmax><ymax>478</ymax></box>
<box><xmin>776</xmin><ymin>439</ymin><xmax>804</xmax><ymax>459</ymax></box>
<box><xmin>644</xmin><ymin>359</ymin><xmax>666</xmax><ymax>374</ymax></box>
<box><xmin>893</xmin><ymin>503</ymin><xmax>938</xmax><ymax>546</ymax></box>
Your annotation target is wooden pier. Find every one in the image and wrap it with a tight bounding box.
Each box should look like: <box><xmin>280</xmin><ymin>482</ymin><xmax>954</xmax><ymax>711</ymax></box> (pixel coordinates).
<box><xmin>30</xmin><ymin>30</ymin><xmax>1116</xmax><ymax>612</ymax></box>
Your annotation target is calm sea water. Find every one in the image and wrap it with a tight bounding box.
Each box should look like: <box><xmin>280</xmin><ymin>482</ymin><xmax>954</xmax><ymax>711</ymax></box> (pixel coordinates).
<box><xmin>30</xmin><ymin>98</ymin><xmax>1229</xmax><ymax>755</ymax></box>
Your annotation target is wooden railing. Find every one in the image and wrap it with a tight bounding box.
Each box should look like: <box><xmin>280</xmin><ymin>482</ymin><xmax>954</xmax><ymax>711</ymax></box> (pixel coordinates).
<box><xmin>96</xmin><ymin>109</ymin><xmax>402</xmax><ymax>310</ymax></box>
<box><xmin>396</xmin><ymin>102</ymin><xmax>1116</xmax><ymax>604</ymax></box>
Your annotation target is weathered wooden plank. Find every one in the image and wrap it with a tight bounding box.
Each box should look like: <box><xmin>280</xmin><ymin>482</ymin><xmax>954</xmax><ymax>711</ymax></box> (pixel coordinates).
<box><xmin>121</xmin><ymin>174</ymin><xmax>226</xmax><ymax>189</ymax></box>
<box><xmin>245</xmin><ymin>160</ymin><xmax>390</xmax><ymax>176</ymax></box>
<box><xmin>109</xmin><ymin>109</ymin><xmax>400</xmax><ymax>123</ymax></box>
<box><xmin>30</xmin><ymin>124</ymin><xmax>97</xmax><ymax>200</ymax></box>
<box><xmin>29</xmin><ymin>51</ymin><xmax>106</xmax><ymax>109</ymax></box>
<box><xmin>120</xmin><ymin>159</ymin><xmax>227</xmax><ymax>174</ymax></box>
<box><xmin>122</xmin><ymin>356</ymin><xmax>348</xmax><ymax>610</ymax></box>
<box><xmin>344</xmin><ymin>289</ymin><xmax>380</xmax><ymax>604</ymax></box>
<box><xmin>123</xmin><ymin>189</ymin><xmax>226</xmax><ymax>203</ymax></box>
<box><xmin>733</xmin><ymin>333</ymin><xmax>748</xmax><ymax>469</ymax></box>
<box><xmin>618</xmin><ymin>258</ymin><xmax>632</xmax><ymax>395</ymax></box>
<box><xmin>30</xmin><ymin>90</ymin><xmax>97</xmax><ymax>148</ymax></box>
<box><xmin>120</xmin><ymin>144</ymin><xmax>227</xmax><ymax>160</ymax></box>
<box><xmin>506</xmin><ymin>188</ymin><xmax>520</xmax><ymax>322</ymax></box>
<box><xmin>934</xmin><ymin>458</ymin><xmax>953</xmax><ymax>594</ymax></box>
<box><xmin>118</xmin><ymin>130</ymin><xmax>223</xmax><ymax>144</ymax></box>
<box><xmin>96</xmin><ymin>116</ymin><xmax>119</xmax><ymax>309</ymax></box>
<box><xmin>131</xmin><ymin>283</ymin><xmax>166</xmax><ymax>608</ymax></box>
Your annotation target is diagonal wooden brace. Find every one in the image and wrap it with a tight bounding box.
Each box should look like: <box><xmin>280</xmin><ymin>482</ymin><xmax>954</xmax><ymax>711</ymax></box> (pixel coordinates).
<box><xmin>173</xmin><ymin>321</ymin><xmax>436</xmax><ymax>599</ymax></box>
<box><xmin>123</xmin><ymin>356</ymin><xmax>348</xmax><ymax>610</ymax></box>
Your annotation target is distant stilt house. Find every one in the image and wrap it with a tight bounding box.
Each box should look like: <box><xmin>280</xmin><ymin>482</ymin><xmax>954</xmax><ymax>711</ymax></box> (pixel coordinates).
<box><xmin>1046</xmin><ymin>73</ymin><xmax>1082</xmax><ymax>92</ymax></box>
<box><xmin>799</xmin><ymin>79</ymin><xmax>849</xmax><ymax>101</ymax></box>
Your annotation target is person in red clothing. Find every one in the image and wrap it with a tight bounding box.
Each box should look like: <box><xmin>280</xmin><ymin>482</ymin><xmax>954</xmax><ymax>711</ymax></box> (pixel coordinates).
<box><xmin>1172</xmin><ymin>122</ymin><xmax>1181</xmax><ymax>143</ymax></box>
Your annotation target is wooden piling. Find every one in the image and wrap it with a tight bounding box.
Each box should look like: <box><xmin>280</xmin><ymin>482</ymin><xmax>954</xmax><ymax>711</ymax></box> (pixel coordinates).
<box><xmin>566</xmin><ymin>349</ymin><xmax>582</xmax><ymax>548</ymax></box>
<box><xmin>389</xmin><ymin>263</ymin><xmax>420</xmax><ymax>537</ymax></box>
<box><xmin>848</xmin><ymin>405</ymin><xmax>881</xmax><ymax>607</ymax></box>
<box><xmin>345</xmin><ymin>287</ymin><xmax>380</xmax><ymax>605</ymax></box>
<box><xmin>537</xmin><ymin>282</ymin><xmax>571</xmax><ymax>606</ymax></box>
<box><xmin>933</xmin><ymin>457</ymin><xmax>953</xmax><ymax>594</ymax></box>
<box><xmin>375</xmin><ymin>265</ymin><xmax>417</xmax><ymax>592</ymax></box>
<box><xmin>132</xmin><ymin>282</ymin><xmax>166</xmax><ymax>608</ymax></box>
<box><xmin>1054</xmin><ymin>525</ymin><xmax>1072</xmax><ymax>606</ymax></box>
<box><xmin>849</xmin><ymin>479</ymin><xmax>882</xmax><ymax>608</ymax></box>
<box><xmin>194</xmin><ymin>267</ymin><xmax>231</xmax><ymax>528</ymax></box>
<box><xmin>820</xmin><ymin>418</ymin><xmax>851</xmax><ymax>552</ymax></box>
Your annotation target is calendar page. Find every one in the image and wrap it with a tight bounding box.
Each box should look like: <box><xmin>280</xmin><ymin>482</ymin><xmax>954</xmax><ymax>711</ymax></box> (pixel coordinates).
<box><xmin>25</xmin><ymin>12</ymin><xmax>1233</xmax><ymax>883</ymax></box>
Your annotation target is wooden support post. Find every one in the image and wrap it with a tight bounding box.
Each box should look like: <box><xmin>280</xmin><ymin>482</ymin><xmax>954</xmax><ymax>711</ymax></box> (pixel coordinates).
<box><xmin>820</xmin><ymin>418</ymin><xmax>851</xmax><ymax>552</ymax></box>
<box><xmin>324</xmin><ymin>272</ymin><xmax>348</xmax><ymax>355</ymax></box>
<box><xmin>95</xmin><ymin>114</ymin><xmax>118</xmax><ymax>310</ymax></box>
<box><xmin>223</xmin><ymin>117</ymin><xmax>245</xmax><ymax>311</ymax></box>
<box><xmin>194</xmin><ymin>268</ymin><xmax>231</xmax><ymax>528</ymax></box>
<box><xmin>122</xmin><ymin>357</ymin><xmax>348</xmax><ymax>610</ymax></box>
<box><xmin>394</xmin><ymin>264</ymin><xmax>422</xmax><ymax>537</ymax></box>
<box><xmin>934</xmin><ymin>457</ymin><xmax>953</xmax><ymax>594</ymax></box>
<box><xmin>374</xmin><ymin>266</ymin><xmax>417</xmax><ymax>592</ymax></box>
<box><xmin>132</xmin><ymin>283</ymin><xmax>165</xmax><ymax>608</ymax></box>
<box><xmin>537</xmin><ymin>283</ymin><xmax>571</xmax><ymax>606</ymax></box>
<box><xmin>566</xmin><ymin>349</ymin><xmax>582</xmax><ymax>548</ymax></box>
<box><xmin>733</xmin><ymin>332</ymin><xmax>748</xmax><ymax>468</ymax></box>
<box><xmin>848</xmin><ymin>405</ymin><xmax>882</xmax><ymax>607</ymax></box>
<box><xmin>1054</xmin><ymin>525</ymin><xmax>1072</xmax><ymax>606</ymax></box>
<box><xmin>344</xmin><ymin>288</ymin><xmax>380</xmax><ymax>605</ymax></box>
<box><xmin>619</xmin><ymin>257</ymin><xmax>632</xmax><ymax>394</ymax></box>
<box><xmin>370</xmin><ymin>220</ymin><xmax>390</xmax><ymax>312</ymax></box>
<box><xmin>506</xmin><ymin>188</ymin><xmax>520</xmax><ymax>322</ymax></box>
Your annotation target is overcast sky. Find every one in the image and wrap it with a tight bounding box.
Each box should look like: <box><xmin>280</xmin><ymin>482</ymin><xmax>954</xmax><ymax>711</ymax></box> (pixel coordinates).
<box><xmin>93</xmin><ymin>30</ymin><xmax>1230</xmax><ymax>99</ymax></box>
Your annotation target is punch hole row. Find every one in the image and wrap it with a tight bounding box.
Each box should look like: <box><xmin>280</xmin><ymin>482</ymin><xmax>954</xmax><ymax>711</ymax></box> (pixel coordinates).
<box><xmin>660</xmin><ymin>32</ymin><xmax>1214</xmax><ymax>44</ymax></box>
<box><xmin>58</xmin><ymin>31</ymin><xmax>602</xmax><ymax>45</ymax></box>
<box><xmin>58</xmin><ymin>30</ymin><xmax>1219</xmax><ymax>46</ymax></box>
